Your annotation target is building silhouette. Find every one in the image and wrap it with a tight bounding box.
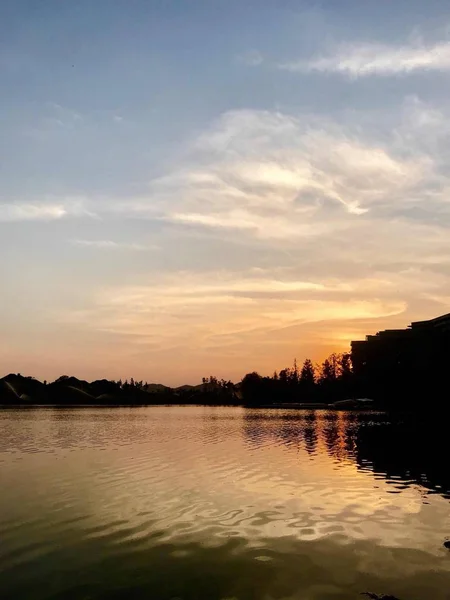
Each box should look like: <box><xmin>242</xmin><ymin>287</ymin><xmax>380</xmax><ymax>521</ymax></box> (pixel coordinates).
<box><xmin>351</xmin><ymin>312</ymin><xmax>450</xmax><ymax>405</ymax></box>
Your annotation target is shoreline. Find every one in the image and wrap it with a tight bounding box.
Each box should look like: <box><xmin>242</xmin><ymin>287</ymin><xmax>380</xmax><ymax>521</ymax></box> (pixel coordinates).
<box><xmin>0</xmin><ymin>403</ymin><xmax>379</xmax><ymax>410</ymax></box>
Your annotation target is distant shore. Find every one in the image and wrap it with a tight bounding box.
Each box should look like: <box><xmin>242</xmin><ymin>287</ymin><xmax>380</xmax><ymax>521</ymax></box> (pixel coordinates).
<box><xmin>0</xmin><ymin>403</ymin><xmax>376</xmax><ymax>409</ymax></box>
<box><xmin>0</xmin><ymin>360</ymin><xmax>429</xmax><ymax>410</ymax></box>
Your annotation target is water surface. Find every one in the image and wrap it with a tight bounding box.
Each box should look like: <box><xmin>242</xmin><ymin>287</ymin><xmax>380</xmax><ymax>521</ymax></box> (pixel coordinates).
<box><xmin>0</xmin><ymin>407</ymin><xmax>449</xmax><ymax>599</ymax></box>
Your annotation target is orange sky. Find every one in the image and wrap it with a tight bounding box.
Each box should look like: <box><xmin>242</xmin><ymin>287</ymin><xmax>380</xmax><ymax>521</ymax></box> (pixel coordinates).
<box><xmin>2</xmin><ymin>4</ymin><xmax>450</xmax><ymax>385</ymax></box>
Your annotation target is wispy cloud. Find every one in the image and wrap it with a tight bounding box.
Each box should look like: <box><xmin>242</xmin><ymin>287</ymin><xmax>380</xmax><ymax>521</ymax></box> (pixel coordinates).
<box><xmin>22</xmin><ymin>97</ymin><xmax>450</xmax><ymax>382</ymax></box>
<box><xmin>279</xmin><ymin>39</ymin><xmax>450</xmax><ymax>78</ymax></box>
<box><xmin>66</xmin><ymin>271</ymin><xmax>407</xmax><ymax>352</ymax></box>
<box><xmin>6</xmin><ymin>5</ymin><xmax>450</xmax><ymax>384</ymax></box>
<box><xmin>146</xmin><ymin>109</ymin><xmax>430</xmax><ymax>240</ymax></box>
<box><xmin>0</xmin><ymin>204</ymin><xmax>66</xmax><ymax>222</ymax></box>
<box><xmin>43</xmin><ymin>102</ymin><xmax>84</xmax><ymax>129</ymax></box>
<box><xmin>71</xmin><ymin>239</ymin><xmax>157</xmax><ymax>251</ymax></box>
<box><xmin>0</xmin><ymin>200</ymin><xmax>91</xmax><ymax>222</ymax></box>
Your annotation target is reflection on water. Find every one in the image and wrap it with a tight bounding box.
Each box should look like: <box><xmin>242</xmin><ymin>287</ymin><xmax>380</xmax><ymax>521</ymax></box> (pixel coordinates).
<box><xmin>243</xmin><ymin>410</ymin><xmax>450</xmax><ymax>500</ymax></box>
<box><xmin>0</xmin><ymin>407</ymin><xmax>449</xmax><ymax>600</ymax></box>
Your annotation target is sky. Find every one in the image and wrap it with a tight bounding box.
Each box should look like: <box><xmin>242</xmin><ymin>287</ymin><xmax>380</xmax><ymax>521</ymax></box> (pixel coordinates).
<box><xmin>2</xmin><ymin>0</ymin><xmax>450</xmax><ymax>384</ymax></box>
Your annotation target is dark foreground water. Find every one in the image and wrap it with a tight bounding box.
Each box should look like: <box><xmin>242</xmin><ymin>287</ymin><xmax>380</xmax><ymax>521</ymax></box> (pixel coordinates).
<box><xmin>0</xmin><ymin>408</ymin><xmax>449</xmax><ymax>600</ymax></box>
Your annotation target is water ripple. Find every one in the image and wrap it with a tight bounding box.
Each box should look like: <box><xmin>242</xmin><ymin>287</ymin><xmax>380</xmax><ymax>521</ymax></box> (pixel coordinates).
<box><xmin>1</xmin><ymin>407</ymin><xmax>450</xmax><ymax>599</ymax></box>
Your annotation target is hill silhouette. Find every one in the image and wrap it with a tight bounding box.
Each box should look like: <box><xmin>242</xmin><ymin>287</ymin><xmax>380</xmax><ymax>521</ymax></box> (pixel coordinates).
<box><xmin>0</xmin><ymin>374</ymin><xmax>238</xmax><ymax>406</ymax></box>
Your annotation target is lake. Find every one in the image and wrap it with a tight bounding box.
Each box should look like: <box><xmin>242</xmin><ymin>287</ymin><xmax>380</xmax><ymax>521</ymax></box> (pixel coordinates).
<box><xmin>0</xmin><ymin>407</ymin><xmax>449</xmax><ymax>600</ymax></box>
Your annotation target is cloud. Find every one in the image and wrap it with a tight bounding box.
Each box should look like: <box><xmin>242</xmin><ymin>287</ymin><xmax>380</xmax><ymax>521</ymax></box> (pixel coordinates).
<box><xmin>61</xmin><ymin>254</ymin><xmax>450</xmax><ymax>381</ymax></box>
<box><xmin>279</xmin><ymin>39</ymin><xmax>450</xmax><ymax>78</ymax></box>
<box><xmin>171</xmin><ymin>209</ymin><xmax>338</xmax><ymax>238</ymax></box>
<box><xmin>11</xmin><ymin>99</ymin><xmax>450</xmax><ymax>380</ymax></box>
<box><xmin>146</xmin><ymin>109</ymin><xmax>430</xmax><ymax>240</ymax></box>
<box><xmin>62</xmin><ymin>100</ymin><xmax>450</xmax><ymax>372</ymax></box>
<box><xmin>0</xmin><ymin>204</ymin><xmax>66</xmax><ymax>222</ymax></box>
<box><xmin>71</xmin><ymin>239</ymin><xmax>157</xmax><ymax>251</ymax></box>
<box><xmin>65</xmin><ymin>271</ymin><xmax>407</xmax><ymax>353</ymax></box>
<box><xmin>0</xmin><ymin>200</ymin><xmax>92</xmax><ymax>222</ymax></box>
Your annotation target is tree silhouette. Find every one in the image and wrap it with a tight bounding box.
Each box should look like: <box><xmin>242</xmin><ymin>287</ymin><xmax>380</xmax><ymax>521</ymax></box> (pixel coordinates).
<box><xmin>300</xmin><ymin>359</ymin><xmax>316</xmax><ymax>385</ymax></box>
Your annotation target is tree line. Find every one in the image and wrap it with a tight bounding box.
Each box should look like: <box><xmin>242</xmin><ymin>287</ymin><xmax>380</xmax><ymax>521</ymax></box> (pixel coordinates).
<box><xmin>0</xmin><ymin>352</ymin><xmax>361</xmax><ymax>407</ymax></box>
<box><xmin>239</xmin><ymin>353</ymin><xmax>355</xmax><ymax>406</ymax></box>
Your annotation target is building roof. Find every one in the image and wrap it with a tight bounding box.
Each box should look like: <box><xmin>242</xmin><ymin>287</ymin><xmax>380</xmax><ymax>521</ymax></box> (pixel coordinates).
<box><xmin>351</xmin><ymin>312</ymin><xmax>450</xmax><ymax>346</ymax></box>
<box><xmin>410</xmin><ymin>312</ymin><xmax>450</xmax><ymax>329</ymax></box>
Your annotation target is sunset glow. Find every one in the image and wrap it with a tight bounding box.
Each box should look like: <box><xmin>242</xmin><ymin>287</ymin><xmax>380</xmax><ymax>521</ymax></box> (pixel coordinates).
<box><xmin>2</xmin><ymin>2</ymin><xmax>450</xmax><ymax>384</ymax></box>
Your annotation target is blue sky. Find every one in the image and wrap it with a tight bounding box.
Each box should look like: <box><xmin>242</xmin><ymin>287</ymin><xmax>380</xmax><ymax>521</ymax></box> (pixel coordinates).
<box><xmin>2</xmin><ymin>1</ymin><xmax>450</xmax><ymax>383</ymax></box>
